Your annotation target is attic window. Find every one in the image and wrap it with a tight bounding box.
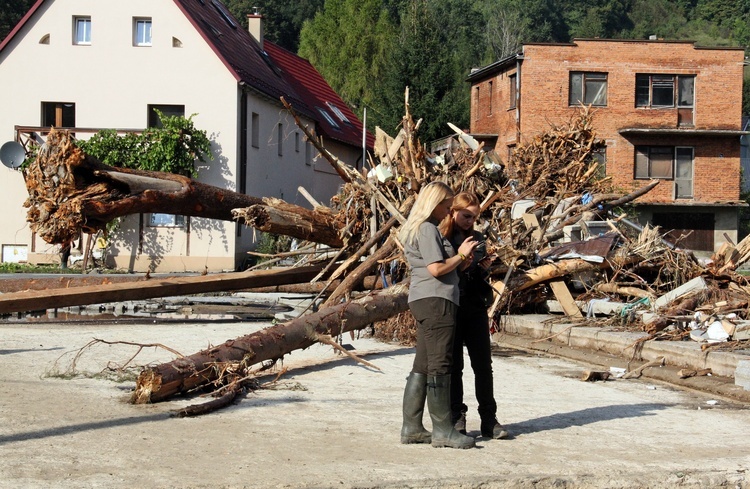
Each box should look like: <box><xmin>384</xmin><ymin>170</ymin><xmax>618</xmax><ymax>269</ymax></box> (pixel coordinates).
<box><xmin>39</xmin><ymin>34</ymin><xmax>50</xmax><ymax>44</ymax></box>
<box><xmin>212</xmin><ymin>0</ymin><xmax>237</xmax><ymax>28</ymax></box>
<box><xmin>260</xmin><ymin>50</ymin><xmax>283</xmax><ymax>77</ymax></box>
<box><xmin>172</xmin><ymin>37</ymin><xmax>182</xmax><ymax>48</ymax></box>
<box><xmin>326</xmin><ymin>102</ymin><xmax>351</xmax><ymax>125</ymax></box>
<box><xmin>316</xmin><ymin>107</ymin><xmax>340</xmax><ymax>129</ymax></box>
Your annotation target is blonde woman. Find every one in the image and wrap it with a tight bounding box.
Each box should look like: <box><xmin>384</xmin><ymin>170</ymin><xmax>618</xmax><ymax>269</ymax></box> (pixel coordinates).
<box><xmin>398</xmin><ymin>181</ymin><xmax>478</xmax><ymax>449</ymax></box>
<box><xmin>439</xmin><ymin>192</ymin><xmax>509</xmax><ymax>440</ymax></box>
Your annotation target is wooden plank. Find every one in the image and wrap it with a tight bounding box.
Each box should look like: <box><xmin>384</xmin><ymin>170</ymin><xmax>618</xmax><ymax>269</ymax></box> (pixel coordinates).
<box><xmin>0</xmin><ymin>265</ymin><xmax>323</xmax><ymax>315</ymax></box>
<box><xmin>522</xmin><ymin>212</ymin><xmax>543</xmax><ymax>241</ymax></box>
<box><xmin>548</xmin><ymin>279</ymin><xmax>583</xmax><ymax>318</ymax></box>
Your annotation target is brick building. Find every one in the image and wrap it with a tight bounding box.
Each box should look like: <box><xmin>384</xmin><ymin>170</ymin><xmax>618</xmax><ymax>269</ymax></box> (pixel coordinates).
<box><xmin>467</xmin><ymin>39</ymin><xmax>747</xmax><ymax>252</ymax></box>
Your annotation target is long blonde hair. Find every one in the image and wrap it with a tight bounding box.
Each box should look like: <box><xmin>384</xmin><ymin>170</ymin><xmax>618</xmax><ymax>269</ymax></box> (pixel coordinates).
<box><xmin>399</xmin><ymin>181</ymin><xmax>454</xmax><ymax>247</ymax></box>
<box><xmin>438</xmin><ymin>192</ymin><xmax>480</xmax><ymax>238</ymax></box>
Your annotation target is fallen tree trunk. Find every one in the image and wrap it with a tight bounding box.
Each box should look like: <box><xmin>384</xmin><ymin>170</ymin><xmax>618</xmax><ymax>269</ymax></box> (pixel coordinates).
<box><xmin>23</xmin><ymin>129</ymin><xmax>340</xmax><ymax>247</ymax></box>
<box><xmin>131</xmin><ymin>284</ymin><xmax>410</xmax><ymax>403</ymax></box>
<box><xmin>234</xmin><ymin>198</ymin><xmax>342</xmax><ymax>248</ymax></box>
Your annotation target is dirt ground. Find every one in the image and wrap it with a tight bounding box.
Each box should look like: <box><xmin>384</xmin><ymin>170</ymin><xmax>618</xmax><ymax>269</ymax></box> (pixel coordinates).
<box><xmin>1</xmin><ymin>306</ymin><xmax>750</xmax><ymax>489</ymax></box>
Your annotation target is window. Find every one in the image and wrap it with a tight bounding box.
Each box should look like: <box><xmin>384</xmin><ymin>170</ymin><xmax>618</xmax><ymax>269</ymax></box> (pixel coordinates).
<box><xmin>635</xmin><ymin>146</ymin><xmax>673</xmax><ymax>179</ymax></box>
<box><xmin>488</xmin><ymin>81</ymin><xmax>493</xmax><ymax>115</ymax></box>
<box><xmin>251</xmin><ymin>112</ymin><xmax>259</xmax><ymax>148</ymax></box>
<box><xmin>295</xmin><ymin>132</ymin><xmax>300</xmax><ymax>153</ymax></box>
<box><xmin>74</xmin><ymin>17</ymin><xmax>91</xmax><ymax>45</ymax></box>
<box><xmin>635</xmin><ymin>146</ymin><xmax>693</xmax><ymax>182</ymax></box>
<box><xmin>42</xmin><ymin>102</ymin><xmax>75</xmax><ymax>127</ymax></box>
<box><xmin>316</xmin><ymin>107</ymin><xmax>340</xmax><ymax>129</ymax></box>
<box><xmin>326</xmin><ymin>102</ymin><xmax>351</xmax><ymax>124</ymax></box>
<box><xmin>134</xmin><ymin>18</ymin><xmax>152</xmax><ymax>46</ymax></box>
<box><xmin>305</xmin><ymin>140</ymin><xmax>312</xmax><ymax>166</ymax></box>
<box><xmin>636</xmin><ymin>74</ymin><xmax>695</xmax><ymax>108</ymax></box>
<box><xmin>674</xmin><ymin>147</ymin><xmax>694</xmax><ymax>198</ymax></box>
<box><xmin>277</xmin><ymin>123</ymin><xmax>283</xmax><ymax>156</ymax></box>
<box><xmin>589</xmin><ymin>146</ymin><xmax>607</xmax><ymax>179</ymax></box>
<box><xmin>474</xmin><ymin>86</ymin><xmax>480</xmax><ymax>120</ymax></box>
<box><xmin>147</xmin><ymin>105</ymin><xmax>184</xmax><ymax>128</ymax></box>
<box><xmin>149</xmin><ymin>214</ymin><xmax>185</xmax><ymax>227</ymax></box>
<box><xmin>569</xmin><ymin>72</ymin><xmax>607</xmax><ymax>106</ymax></box>
<box><xmin>509</xmin><ymin>74</ymin><xmax>517</xmax><ymax>109</ymax></box>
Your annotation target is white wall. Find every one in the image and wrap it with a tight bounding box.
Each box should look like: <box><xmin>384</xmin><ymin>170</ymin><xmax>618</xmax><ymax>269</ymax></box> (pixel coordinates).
<box><xmin>0</xmin><ymin>0</ymin><xmax>240</xmax><ymax>271</ymax></box>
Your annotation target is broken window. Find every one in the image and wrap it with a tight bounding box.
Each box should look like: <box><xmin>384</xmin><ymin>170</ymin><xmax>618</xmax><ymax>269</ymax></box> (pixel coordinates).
<box><xmin>509</xmin><ymin>74</ymin><xmax>517</xmax><ymax>109</ymax></box>
<box><xmin>569</xmin><ymin>72</ymin><xmax>607</xmax><ymax>107</ymax></box>
<box><xmin>634</xmin><ymin>146</ymin><xmax>694</xmax><ymax>180</ymax></box>
<box><xmin>636</xmin><ymin>74</ymin><xmax>695</xmax><ymax>108</ymax></box>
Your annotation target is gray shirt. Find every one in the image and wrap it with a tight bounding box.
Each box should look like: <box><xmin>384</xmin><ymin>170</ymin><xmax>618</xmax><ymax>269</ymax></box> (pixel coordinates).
<box><xmin>405</xmin><ymin>220</ymin><xmax>460</xmax><ymax>305</ymax></box>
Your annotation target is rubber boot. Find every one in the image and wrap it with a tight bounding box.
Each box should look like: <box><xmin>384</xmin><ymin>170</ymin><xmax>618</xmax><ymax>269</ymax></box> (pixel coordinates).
<box><xmin>400</xmin><ymin>372</ymin><xmax>431</xmax><ymax>444</ymax></box>
<box><xmin>427</xmin><ymin>375</ymin><xmax>475</xmax><ymax>449</ymax></box>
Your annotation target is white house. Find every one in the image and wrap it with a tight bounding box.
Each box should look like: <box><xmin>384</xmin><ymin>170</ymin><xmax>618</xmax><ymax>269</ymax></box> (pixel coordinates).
<box><xmin>0</xmin><ymin>0</ymin><xmax>368</xmax><ymax>272</ymax></box>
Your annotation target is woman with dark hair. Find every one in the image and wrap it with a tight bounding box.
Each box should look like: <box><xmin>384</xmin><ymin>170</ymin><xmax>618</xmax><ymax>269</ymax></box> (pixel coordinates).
<box><xmin>398</xmin><ymin>181</ymin><xmax>478</xmax><ymax>449</ymax></box>
<box><xmin>439</xmin><ymin>192</ymin><xmax>509</xmax><ymax>440</ymax></box>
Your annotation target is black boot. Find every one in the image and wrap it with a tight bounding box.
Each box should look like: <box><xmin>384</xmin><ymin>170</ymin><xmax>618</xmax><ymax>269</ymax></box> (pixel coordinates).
<box><xmin>427</xmin><ymin>375</ymin><xmax>475</xmax><ymax>449</ymax></box>
<box><xmin>481</xmin><ymin>416</ymin><xmax>510</xmax><ymax>439</ymax></box>
<box><xmin>400</xmin><ymin>372</ymin><xmax>431</xmax><ymax>444</ymax></box>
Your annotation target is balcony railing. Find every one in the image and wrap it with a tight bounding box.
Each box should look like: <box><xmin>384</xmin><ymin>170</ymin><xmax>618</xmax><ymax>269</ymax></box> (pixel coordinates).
<box><xmin>13</xmin><ymin>125</ymin><xmax>144</xmax><ymax>156</ymax></box>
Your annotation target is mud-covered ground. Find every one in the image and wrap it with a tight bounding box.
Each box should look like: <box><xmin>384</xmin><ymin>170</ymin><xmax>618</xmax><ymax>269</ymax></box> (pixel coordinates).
<box><xmin>1</xmin><ymin>316</ymin><xmax>749</xmax><ymax>489</ymax></box>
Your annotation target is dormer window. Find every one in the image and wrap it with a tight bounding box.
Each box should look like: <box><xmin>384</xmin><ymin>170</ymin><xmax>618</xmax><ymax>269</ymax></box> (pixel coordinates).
<box><xmin>73</xmin><ymin>16</ymin><xmax>91</xmax><ymax>45</ymax></box>
<box><xmin>326</xmin><ymin>102</ymin><xmax>351</xmax><ymax>125</ymax></box>
<box><xmin>134</xmin><ymin>18</ymin><xmax>152</xmax><ymax>46</ymax></box>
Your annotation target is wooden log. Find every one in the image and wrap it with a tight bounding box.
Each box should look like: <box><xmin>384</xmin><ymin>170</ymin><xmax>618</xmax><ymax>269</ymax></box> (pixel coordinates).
<box><xmin>131</xmin><ymin>284</ymin><xmax>409</xmax><ymax>403</ymax></box>
<box><xmin>0</xmin><ymin>265</ymin><xmax>323</xmax><ymax>315</ymax></box>
<box><xmin>24</xmin><ymin>129</ymin><xmax>265</xmax><ymax>245</ymax></box>
<box><xmin>235</xmin><ymin>198</ymin><xmax>343</xmax><ymax>248</ymax></box>
<box><xmin>506</xmin><ymin>254</ymin><xmax>641</xmax><ymax>293</ymax></box>
<box><xmin>623</xmin><ymin>357</ymin><xmax>665</xmax><ymax>379</ymax></box>
<box><xmin>322</xmin><ymin>237</ymin><xmax>398</xmax><ymax>308</ymax></box>
<box><xmin>247</xmin><ymin>275</ymin><xmax>382</xmax><ymax>294</ymax></box>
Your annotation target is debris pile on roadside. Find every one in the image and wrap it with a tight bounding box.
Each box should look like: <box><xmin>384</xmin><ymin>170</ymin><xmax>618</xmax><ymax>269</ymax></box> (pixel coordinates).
<box><xmin>20</xmin><ymin>92</ymin><xmax>750</xmax><ymax>407</ymax></box>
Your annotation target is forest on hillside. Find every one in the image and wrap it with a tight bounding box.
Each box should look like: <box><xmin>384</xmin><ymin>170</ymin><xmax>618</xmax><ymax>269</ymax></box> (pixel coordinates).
<box><xmin>2</xmin><ymin>0</ymin><xmax>749</xmax><ymax>140</ymax></box>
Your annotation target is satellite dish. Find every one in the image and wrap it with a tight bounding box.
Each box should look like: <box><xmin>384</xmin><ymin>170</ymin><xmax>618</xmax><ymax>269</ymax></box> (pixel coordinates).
<box><xmin>0</xmin><ymin>141</ymin><xmax>25</xmax><ymax>169</ymax></box>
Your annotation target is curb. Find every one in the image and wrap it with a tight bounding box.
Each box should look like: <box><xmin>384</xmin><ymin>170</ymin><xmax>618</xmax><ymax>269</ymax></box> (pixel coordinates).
<box><xmin>493</xmin><ymin>314</ymin><xmax>750</xmax><ymax>402</ymax></box>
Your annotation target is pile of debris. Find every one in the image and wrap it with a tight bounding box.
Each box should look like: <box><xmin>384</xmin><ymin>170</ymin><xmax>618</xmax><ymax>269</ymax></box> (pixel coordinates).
<box><xmin>19</xmin><ymin>92</ymin><xmax>750</xmax><ymax>409</ymax></box>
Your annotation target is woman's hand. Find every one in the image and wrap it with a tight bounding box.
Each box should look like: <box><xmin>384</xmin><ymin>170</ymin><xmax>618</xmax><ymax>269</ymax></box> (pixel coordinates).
<box><xmin>457</xmin><ymin>237</ymin><xmax>478</xmax><ymax>259</ymax></box>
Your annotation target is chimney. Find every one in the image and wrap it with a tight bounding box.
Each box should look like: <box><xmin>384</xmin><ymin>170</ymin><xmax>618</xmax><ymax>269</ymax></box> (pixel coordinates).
<box><xmin>248</xmin><ymin>12</ymin><xmax>264</xmax><ymax>51</ymax></box>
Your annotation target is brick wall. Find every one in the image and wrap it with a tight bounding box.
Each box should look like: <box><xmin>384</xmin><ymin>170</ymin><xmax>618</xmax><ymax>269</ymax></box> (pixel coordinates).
<box><xmin>469</xmin><ymin>40</ymin><xmax>746</xmax><ymax>204</ymax></box>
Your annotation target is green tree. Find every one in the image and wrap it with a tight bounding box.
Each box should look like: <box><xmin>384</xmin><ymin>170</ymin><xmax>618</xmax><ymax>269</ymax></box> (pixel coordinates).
<box><xmin>223</xmin><ymin>0</ymin><xmax>323</xmax><ymax>52</ymax></box>
<box><xmin>298</xmin><ymin>0</ymin><xmax>397</xmax><ymax>125</ymax></box>
<box><xmin>375</xmin><ymin>0</ymin><xmax>467</xmax><ymax>141</ymax></box>
<box><xmin>744</xmin><ymin>72</ymin><xmax>750</xmax><ymax>116</ymax></box>
<box><xmin>0</xmin><ymin>0</ymin><xmax>35</xmax><ymax>41</ymax></box>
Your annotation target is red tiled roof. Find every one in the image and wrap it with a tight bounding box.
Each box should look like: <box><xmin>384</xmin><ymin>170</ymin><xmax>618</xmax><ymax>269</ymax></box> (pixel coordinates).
<box><xmin>265</xmin><ymin>42</ymin><xmax>373</xmax><ymax>148</ymax></box>
<box><xmin>0</xmin><ymin>0</ymin><xmax>370</xmax><ymax>149</ymax></box>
